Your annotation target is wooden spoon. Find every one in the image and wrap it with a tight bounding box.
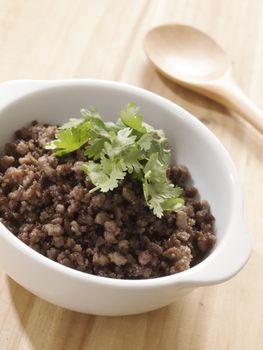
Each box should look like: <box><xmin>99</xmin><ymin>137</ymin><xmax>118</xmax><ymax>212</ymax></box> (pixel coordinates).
<box><xmin>144</xmin><ymin>24</ymin><xmax>263</xmax><ymax>133</ymax></box>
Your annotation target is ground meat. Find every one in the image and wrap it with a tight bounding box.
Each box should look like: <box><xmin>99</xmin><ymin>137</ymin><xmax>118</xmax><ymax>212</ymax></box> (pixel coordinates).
<box><xmin>108</xmin><ymin>252</ymin><xmax>128</xmax><ymax>266</ymax></box>
<box><xmin>0</xmin><ymin>121</ymin><xmax>216</xmax><ymax>279</ymax></box>
<box><xmin>176</xmin><ymin>210</ymin><xmax>188</xmax><ymax>229</ymax></box>
<box><xmin>138</xmin><ymin>250</ymin><xmax>152</xmax><ymax>266</ymax></box>
<box><xmin>0</xmin><ymin>155</ymin><xmax>15</xmax><ymax>170</ymax></box>
<box><xmin>44</xmin><ymin>223</ymin><xmax>64</xmax><ymax>237</ymax></box>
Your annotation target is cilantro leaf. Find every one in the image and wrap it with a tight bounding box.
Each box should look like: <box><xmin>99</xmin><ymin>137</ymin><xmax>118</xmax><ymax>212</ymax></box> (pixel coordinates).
<box><xmin>161</xmin><ymin>198</ymin><xmax>184</xmax><ymax>212</ymax></box>
<box><xmin>84</xmin><ymin>137</ymin><xmax>107</xmax><ymax>160</ymax></box>
<box><xmin>80</xmin><ymin>108</ymin><xmax>111</xmax><ymax>138</ymax></box>
<box><xmin>80</xmin><ymin>107</ymin><xmax>101</xmax><ymax>120</ymax></box>
<box><xmin>137</xmin><ymin>133</ymin><xmax>152</xmax><ymax>151</ymax></box>
<box><xmin>148</xmin><ymin>138</ymin><xmax>171</xmax><ymax>165</ymax></box>
<box><xmin>46</xmin><ymin>122</ymin><xmax>90</xmax><ymax>156</ymax></box>
<box><xmin>120</xmin><ymin>145</ymin><xmax>143</xmax><ymax>174</ymax></box>
<box><xmin>59</xmin><ymin>118</ymin><xmax>84</xmax><ymax>129</ymax></box>
<box><xmin>83</xmin><ymin>158</ymin><xmax>126</xmax><ymax>192</ymax></box>
<box><xmin>103</xmin><ymin>128</ymin><xmax>136</xmax><ymax>158</ymax></box>
<box><xmin>142</xmin><ymin>153</ymin><xmax>184</xmax><ymax>218</ymax></box>
<box><xmin>119</xmin><ymin>102</ymin><xmax>147</xmax><ymax>133</ymax></box>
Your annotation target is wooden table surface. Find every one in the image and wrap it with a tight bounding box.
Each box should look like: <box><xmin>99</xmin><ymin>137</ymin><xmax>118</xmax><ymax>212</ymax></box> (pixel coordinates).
<box><xmin>0</xmin><ymin>0</ymin><xmax>262</xmax><ymax>349</ymax></box>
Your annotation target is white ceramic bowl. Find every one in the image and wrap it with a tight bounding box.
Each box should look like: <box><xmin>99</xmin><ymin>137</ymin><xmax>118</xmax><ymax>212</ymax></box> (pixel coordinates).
<box><xmin>0</xmin><ymin>80</ymin><xmax>250</xmax><ymax>316</ymax></box>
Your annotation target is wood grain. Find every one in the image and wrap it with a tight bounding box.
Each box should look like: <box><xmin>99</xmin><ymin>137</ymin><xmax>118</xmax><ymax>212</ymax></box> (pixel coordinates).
<box><xmin>0</xmin><ymin>0</ymin><xmax>262</xmax><ymax>349</ymax></box>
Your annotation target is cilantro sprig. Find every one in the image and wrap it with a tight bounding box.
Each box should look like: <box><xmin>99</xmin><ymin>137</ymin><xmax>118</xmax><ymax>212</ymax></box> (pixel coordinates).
<box><xmin>46</xmin><ymin>103</ymin><xmax>184</xmax><ymax>217</ymax></box>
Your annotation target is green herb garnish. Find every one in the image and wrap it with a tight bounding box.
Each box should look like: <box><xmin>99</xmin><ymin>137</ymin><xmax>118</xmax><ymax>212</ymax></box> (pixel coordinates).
<box><xmin>46</xmin><ymin>103</ymin><xmax>184</xmax><ymax>217</ymax></box>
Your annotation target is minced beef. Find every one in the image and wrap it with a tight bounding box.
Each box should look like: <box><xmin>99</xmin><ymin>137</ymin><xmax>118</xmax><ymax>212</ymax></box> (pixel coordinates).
<box><xmin>0</xmin><ymin>121</ymin><xmax>216</xmax><ymax>279</ymax></box>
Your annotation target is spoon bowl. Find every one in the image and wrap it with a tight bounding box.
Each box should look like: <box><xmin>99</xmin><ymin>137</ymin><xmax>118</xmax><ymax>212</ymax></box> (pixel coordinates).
<box><xmin>144</xmin><ymin>24</ymin><xmax>230</xmax><ymax>83</ymax></box>
<box><xmin>144</xmin><ymin>24</ymin><xmax>263</xmax><ymax>134</ymax></box>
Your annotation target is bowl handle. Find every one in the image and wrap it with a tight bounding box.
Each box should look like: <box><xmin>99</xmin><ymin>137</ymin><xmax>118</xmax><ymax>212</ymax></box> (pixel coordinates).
<box><xmin>186</xmin><ymin>222</ymin><xmax>251</xmax><ymax>286</ymax></box>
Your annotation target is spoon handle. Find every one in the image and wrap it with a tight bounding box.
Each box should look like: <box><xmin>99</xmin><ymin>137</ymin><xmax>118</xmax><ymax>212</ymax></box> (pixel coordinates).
<box><xmin>203</xmin><ymin>76</ymin><xmax>263</xmax><ymax>134</ymax></box>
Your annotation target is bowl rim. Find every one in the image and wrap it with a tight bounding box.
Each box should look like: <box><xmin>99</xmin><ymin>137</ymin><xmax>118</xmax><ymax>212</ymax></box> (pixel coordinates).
<box><xmin>0</xmin><ymin>79</ymin><xmax>245</xmax><ymax>288</ymax></box>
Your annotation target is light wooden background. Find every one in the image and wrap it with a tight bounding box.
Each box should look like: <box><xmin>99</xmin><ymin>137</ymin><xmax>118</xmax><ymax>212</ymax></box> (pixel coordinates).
<box><xmin>0</xmin><ymin>0</ymin><xmax>262</xmax><ymax>349</ymax></box>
